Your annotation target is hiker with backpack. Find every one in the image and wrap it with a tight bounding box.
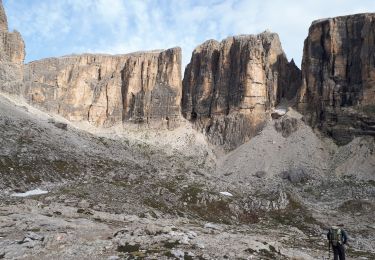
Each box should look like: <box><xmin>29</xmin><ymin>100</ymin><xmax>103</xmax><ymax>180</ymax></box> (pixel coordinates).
<box><xmin>327</xmin><ymin>225</ymin><xmax>348</xmax><ymax>260</ymax></box>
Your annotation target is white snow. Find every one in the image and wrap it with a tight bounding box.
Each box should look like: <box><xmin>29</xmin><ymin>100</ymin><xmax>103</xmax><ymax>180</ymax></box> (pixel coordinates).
<box><xmin>273</xmin><ymin>108</ymin><xmax>287</xmax><ymax>115</ymax></box>
<box><xmin>11</xmin><ymin>189</ymin><xmax>49</xmax><ymax>197</ymax></box>
<box><xmin>219</xmin><ymin>191</ymin><xmax>233</xmax><ymax>197</ymax></box>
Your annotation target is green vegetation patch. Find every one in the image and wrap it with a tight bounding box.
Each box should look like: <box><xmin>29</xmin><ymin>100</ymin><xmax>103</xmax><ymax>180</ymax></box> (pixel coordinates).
<box><xmin>162</xmin><ymin>240</ymin><xmax>180</xmax><ymax>249</ymax></box>
<box><xmin>181</xmin><ymin>183</ymin><xmax>205</xmax><ymax>204</ymax></box>
<box><xmin>338</xmin><ymin>199</ymin><xmax>374</xmax><ymax>213</ymax></box>
<box><xmin>269</xmin><ymin>194</ymin><xmax>320</xmax><ymax>234</ymax></box>
<box><xmin>143</xmin><ymin>197</ymin><xmax>169</xmax><ymax>211</ymax></box>
<box><xmin>117</xmin><ymin>243</ymin><xmax>141</xmax><ymax>253</ymax></box>
<box><xmin>360</xmin><ymin>105</ymin><xmax>375</xmax><ymax>116</ymax></box>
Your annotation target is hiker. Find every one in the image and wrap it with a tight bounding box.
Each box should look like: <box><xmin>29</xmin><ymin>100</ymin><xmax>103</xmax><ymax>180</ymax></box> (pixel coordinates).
<box><xmin>327</xmin><ymin>225</ymin><xmax>348</xmax><ymax>260</ymax></box>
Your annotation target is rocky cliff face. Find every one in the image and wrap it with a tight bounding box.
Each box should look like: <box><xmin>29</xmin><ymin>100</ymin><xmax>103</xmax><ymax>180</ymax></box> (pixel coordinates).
<box><xmin>24</xmin><ymin>49</ymin><xmax>182</xmax><ymax>128</ymax></box>
<box><xmin>0</xmin><ymin>0</ymin><xmax>25</xmax><ymax>94</ymax></box>
<box><xmin>0</xmin><ymin>0</ymin><xmax>8</xmax><ymax>31</ymax></box>
<box><xmin>298</xmin><ymin>13</ymin><xmax>375</xmax><ymax>144</ymax></box>
<box><xmin>2</xmin><ymin>0</ymin><xmax>373</xmax><ymax>146</ymax></box>
<box><xmin>0</xmin><ymin>0</ymin><xmax>182</xmax><ymax>129</ymax></box>
<box><xmin>182</xmin><ymin>32</ymin><xmax>301</xmax><ymax>150</ymax></box>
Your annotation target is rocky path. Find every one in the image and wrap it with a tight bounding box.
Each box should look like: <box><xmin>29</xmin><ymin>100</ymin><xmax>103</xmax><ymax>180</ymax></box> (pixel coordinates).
<box><xmin>0</xmin><ymin>94</ymin><xmax>374</xmax><ymax>259</ymax></box>
<box><xmin>0</xmin><ymin>195</ymin><xmax>327</xmax><ymax>260</ymax></box>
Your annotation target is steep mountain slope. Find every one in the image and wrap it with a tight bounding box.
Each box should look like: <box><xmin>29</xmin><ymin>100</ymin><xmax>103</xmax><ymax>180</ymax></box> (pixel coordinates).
<box><xmin>0</xmin><ymin>92</ymin><xmax>214</xmax><ymax>191</ymax></box>
<box><xmin>217</xmin><ymin>109</ymin><xmax>375</xmax><ymax>182</ymax></box>
<box><xmin>0</xmin><ymin>93</ymin><xmax>143</xmax><ymax>189</ymax></box>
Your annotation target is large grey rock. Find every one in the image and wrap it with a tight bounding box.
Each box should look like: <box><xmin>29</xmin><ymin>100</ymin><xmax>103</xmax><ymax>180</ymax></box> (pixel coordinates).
<box><xmin>297</xmin><ymin>13</ymin><xmax>375</xmax><ymax>145</ymax></box>
<box><xmin>280</xmin><ymin>168</ymin><xmax>309</xmax><ymax>184</ymax></box>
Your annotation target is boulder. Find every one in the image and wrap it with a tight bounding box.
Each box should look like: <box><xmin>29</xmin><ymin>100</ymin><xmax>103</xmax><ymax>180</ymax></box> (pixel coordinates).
<box><xmin>54</xmin><ymin>122</ymin><xmax>68</xmax><ymax>130</ymax></box>
<box><xmin>255</xmin><ymin>171</ymin><xmax>267</xmax><ymax>178</ymax></box>
<box><xmin>280</xmin><ymin>168</ymin><xmax>309</xmax><ymax>184</ymax></box>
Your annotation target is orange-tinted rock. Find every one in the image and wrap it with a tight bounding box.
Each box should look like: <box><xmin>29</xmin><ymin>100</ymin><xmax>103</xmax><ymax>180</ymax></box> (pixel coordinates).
<box><xmin>24</xmin><ymin>49</ymin><xmax>182</xmax><ymax>128</ymax></box>
<box><xmin>182</xmin><ymin>32</ymin><xmax>301</xmax><ymax>150</ymax></box>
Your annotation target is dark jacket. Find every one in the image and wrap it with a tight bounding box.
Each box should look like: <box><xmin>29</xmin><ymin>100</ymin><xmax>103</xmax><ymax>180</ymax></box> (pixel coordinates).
<box><xmin>327</xmin><ymin>228</ymin><xmax>348</xmax><ymax>245</ymax></box>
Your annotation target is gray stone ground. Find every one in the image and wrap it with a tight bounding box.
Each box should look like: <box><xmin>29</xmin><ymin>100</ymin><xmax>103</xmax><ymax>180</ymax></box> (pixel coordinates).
<box><xmin>0</xmin><ymin>94</ymin><xmax>374</xmax><ymax>259</ymax></box>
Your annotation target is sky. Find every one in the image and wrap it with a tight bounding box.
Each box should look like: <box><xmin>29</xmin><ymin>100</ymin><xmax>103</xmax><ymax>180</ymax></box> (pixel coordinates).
<box><xmin>3</xmin><ymin>0</ymin><xmax>375</xmax><ymax>69</ymax></box>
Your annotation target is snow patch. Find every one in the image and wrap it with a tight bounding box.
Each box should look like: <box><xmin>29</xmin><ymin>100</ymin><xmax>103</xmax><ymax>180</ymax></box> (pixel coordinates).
<box><xmin>219</xmin><ymin>191</ymin><xmax>233</xmax><ymax>197</ymax></box>
<box><xmin>11</xmin><ymin>189</ymin><xmax>48</xmax><ymax>197</ymax></box>
<box><xmin>273</xmin><ymin>108</ymin><xmax>287</xmax><ymax>115</ymax></box>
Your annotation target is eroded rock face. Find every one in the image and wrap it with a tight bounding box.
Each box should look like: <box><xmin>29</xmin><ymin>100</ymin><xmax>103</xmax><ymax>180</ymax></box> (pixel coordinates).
<box><xmin>0</xmin><ymin>0</ymin><xmax>8</xmax><ymax>31</ymax></box>
<box><xmin>24</xmin><ymin>49</ymin><xmax>182</xmax><ymax>128</ymax></box>
<box><xmin>297</xmin><ymin>13</ymin><xmax>375</xmax><ymax>144</ymax></box>
<box><xmin>0</xmin><ymin>0</ymin><xmax>182</xmax><ymax>129</ymax></box>
<box><xmin>0</xmin><ymin>0</ymin><xmax>25</xmax><ymax>94</ymax></box>
<box><xmin>182</xmin><ymin>32</ymin><xmax>301</xmax><ymax>150</ymax></box>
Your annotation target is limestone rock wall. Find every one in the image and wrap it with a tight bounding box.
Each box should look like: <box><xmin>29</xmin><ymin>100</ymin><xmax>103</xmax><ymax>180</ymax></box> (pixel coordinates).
<box><xmin>0</xmin><ymin>0</ymin><xmax>8</xmax><ymax>31</ymax></box>
<box><xmin>3</xmin><ymin>0</ymin><xmax>374</xmax><ymax>146</ymax></box>
<box><xmin>24</xmin><ymin>48</ymin><xmax>182</xmax><ymax>128</ymax></box>
<box><xmin>182</xmin><ymin>32</ymin><xmax>301</xmax><ymax>150</ymax></box>
<box><xmin>297</xmin><ymin>13</ymin><xmax>375</xmax><ymax>144</ymax></box>
<box><xmin>0</xmin><ymin>0</ymin><xmax>25</xmax><ymax>94</ymax></box>
<box><xmin>0</xmin><ymin>0</ymin><xmax>183</xmax><ymax>129</ymax></box>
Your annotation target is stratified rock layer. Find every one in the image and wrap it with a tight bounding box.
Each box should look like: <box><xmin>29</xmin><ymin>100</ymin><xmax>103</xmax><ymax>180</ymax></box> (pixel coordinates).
<box><xmin>298</xmin><ymin>13</ymin><xmax>375</xmax><ymax>144</ymax></box>
<box><xmin>182</xmin><ymin>32</ymin><xmax>301</xmax><ymax>150</ymax></box>
<box><xmin>0</xmin><ymin>0</ymin><xmax>25</xmax><ymax>94</ymax></box>
<box><xmin>24</xmin><ymin>48</ymin><xmax>182</xmax><ymax>128</ymax></box>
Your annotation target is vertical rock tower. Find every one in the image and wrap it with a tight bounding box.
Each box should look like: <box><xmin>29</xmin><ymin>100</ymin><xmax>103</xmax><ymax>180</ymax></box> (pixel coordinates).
<box><xmin>182</xmin><ymin>32</ymin><xmax>301</xmax><ymax>150</ymax></box>
<box><xmin>0</xmin><ymin>0</ymin><xmax>25</xmax><ymax>94</ymax></box>
<box><xmin>298</xmin><ymin>14</ymin><xmax>375</xmax><ymax>144</ymax></box>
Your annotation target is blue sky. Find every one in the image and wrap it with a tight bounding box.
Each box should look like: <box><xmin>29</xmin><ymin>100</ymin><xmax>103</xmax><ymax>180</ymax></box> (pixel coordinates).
<box><xmin>4</xmin><ymin>0</ymin><xmax>375</xmax><ymax>68</ymax></box>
